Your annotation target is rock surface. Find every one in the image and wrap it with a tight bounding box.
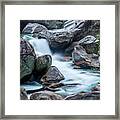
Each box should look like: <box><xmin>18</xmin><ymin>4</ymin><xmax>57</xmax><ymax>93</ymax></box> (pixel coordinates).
<box><xmin>22</xmin><ymin>23</ymin><xmax>48</xmax><ymax>34</ymax></box>
<box><xmin>65</xmin><ymin>20</ymin><xmax>100</xmax><ymax>41</ymax></box>
<box><xmin>20</xmin><ymin>39</ymin><xmax>36</xmax><ymax>81</ymax></box>
<box><xmin>30</xmin><ymin>91</ymin><xmax>63</xmax><ymax>100</ymax></box>
<box><xmin>20</xmin><ymin>88</ymin><xmax>28</xmax><ymax>100</ymax></box>
<box><xmin>72</xmin><ymin>45</ymin><xmax>91</xmax><ymax>68</ymax></box>
<box><xmin>35</xmin><ymin>55</ymin><xmax>52</xmax><ymax>73</ymax></box>
<box><xmin>41</xmin><ymin>66</ymin><xmax>65</xmax><ymax>85</ymax></box>
<box><xmin>79</xmin><ymin>35</ymin><xmax>99</xmax><ymax>54</ymax></box>
<box><xmin>48</xmin><ymin>29</ymin><xmax>74</xmax><ymax>50</ymax></box>
<box><xmin>20</xmin><ymin>20</ymin><xmax>65</xmax><ymax>32</ymax></box>
<box><xmin>72</xmin><ymin>44</ymin><xmax>100</xmax><ymax>69</ymax></box>
<box><xmin>65</xmin><ymin>92</ymin><xmax>100</xmax><ymax>100</ymax></box>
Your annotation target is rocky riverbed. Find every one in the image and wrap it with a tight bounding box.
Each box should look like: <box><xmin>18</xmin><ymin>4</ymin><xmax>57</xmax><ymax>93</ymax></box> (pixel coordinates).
<box><xmin>20</xmin><ymin>20</ymin><xmax>100</xmax><ymax>100</ymax></box>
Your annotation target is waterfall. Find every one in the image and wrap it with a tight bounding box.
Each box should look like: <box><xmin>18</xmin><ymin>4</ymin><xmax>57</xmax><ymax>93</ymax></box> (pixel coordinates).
<box><xmin>27</xmin><ymin>37</ymin><xmax>52</xmax><ymax>57</ymax></box>
<box><xmin>25</xmin><ymin>35</ymin><xmax>100</xmax><ymax>96</ymax></box>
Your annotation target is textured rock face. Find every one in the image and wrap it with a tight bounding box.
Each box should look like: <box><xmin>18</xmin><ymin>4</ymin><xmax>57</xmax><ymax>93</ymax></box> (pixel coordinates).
<box><xmin>35</xmin><ymin>55</ymin><xmax>52</xmax><ymax>73</ymax></box>
<box><xmin>72</xmin><ymin>45</ymin><xmax>100</xmax><ymax>69</ymax></box>
<box><xmin>41</xmin><ymin>66</ymin><xmax>65</xmax><ymax>85</ymax></box>
<box><xmin>20</xmin><ymin>88</ymin><xmax>28</xmax><ymax>100</ymax></box>
<box><xmin>22</xmin><ymin>23</ymin><xmax>48</xmax><ymax>34</ymax></box>
<box><xmin>72</xmin><ymin>45</ymin><xmax>91</xmax><ymax>68</ymax></box>
<box><xmin>20</xmin><ymin>20</ymin><xmax>65</xmax><ymax>32</ymax></box>
<box><xmin>70</xmin><ymin>20</ymin><xmax>100</xmax><ymax>41</ymax></box>
<box><xmin>64</xmin><ymin>92</ymin><xmax>100</xmax><ymax>100</ymax></box>
<box><xmin>30</xmin><ymin>91</ymin><xmax>63</xmax><ymax>100</ymax></box>
<box><xmin>79</xmin><ymin>35</ymin><xmax>99</xmax><ymax>54</ymax></box>
<box><xmin>48</xmin><ymin>29</ymin><xmax>74</xmax><ymax>50</ymax></box>
<box><xmin>20</xmin><ymin>39</ymin><xmax>36</xmax><ymax>81</ymax></box>
<box><xmin>88</xmin><ymin>54</ymin><xmax>100</xmax><ymax>68</ymax></box>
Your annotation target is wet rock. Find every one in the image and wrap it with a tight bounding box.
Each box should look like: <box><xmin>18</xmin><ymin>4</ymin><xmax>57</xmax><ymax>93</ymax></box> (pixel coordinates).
<box><xmin>41</xmin><ymin>66</ymin><xmax>65</xmax><ymax>85</ymax></box>
<box><xmin>20</xmin><ymin>88</ymin><xmax>28</xmax><ymax>100</ymax></box>
<box><xmin>22</xmin><ymin>23</ymin><xmax>48</xmax><ymax>34</ymax></box>
<box><xmin>20</xmin><ymin>39</ymin><xmax>36</xmax><ymax>81</ymax></box>
<box><xmin>91</xmin><ymin>83</ymin><xmax>100</xmax><ymax>91</ymax></box>
<box><xmin>35</xmin><ymin>55</ymin><xmax>52</xmax><ymax>74</ymax></box>
<box><xmin>65</xmin><ymin>92</ymin><xmax>100</xmax><ymax>100</ymax></box>
<box><xmin>30</xmin><ymin>91</ymin><xmax>63</xmax><ymax>100</ymax></box>
<box><xmin>72</xmin><ymin>45</ymin><xmax>91</xmax><ymax>68</ymax></box>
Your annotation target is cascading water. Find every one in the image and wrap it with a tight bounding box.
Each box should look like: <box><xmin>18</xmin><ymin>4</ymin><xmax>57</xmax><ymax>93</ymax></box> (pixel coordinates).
<box><xmin>22</xmin><ymin>35</ymin><xmax>100</xmax><ymax>96</ymax></box>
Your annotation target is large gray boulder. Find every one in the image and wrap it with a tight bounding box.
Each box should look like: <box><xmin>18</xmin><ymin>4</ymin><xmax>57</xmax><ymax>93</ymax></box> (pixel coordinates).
<box><xmin>22</xmin><ymin>23</ymin><xmax>48</xmax><ymax>34</ymax></box>
<box><xmin>30</xmin><ymin>91</ymin><xmax>63</xmax><ymax>100</ymax></box>
<box><xmin>41</xmin><ymin>66</ymin><xmax>65</xmax><ymax>85</ymax></box>
<box><xmin>20</xmin><ymin>39</ymin><xmax>36</xmax><ymax>80</ymax></box>
<box><xmin>48</xmin><ymin>29</ymin><xmax>74</xmax><ymax>50</ymax></box>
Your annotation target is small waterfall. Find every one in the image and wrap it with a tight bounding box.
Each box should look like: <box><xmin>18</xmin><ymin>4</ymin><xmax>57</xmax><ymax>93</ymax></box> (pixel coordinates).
<box><xmin>24</xmin><ymin>35</ymin><xmax>100</xmax><ymax>96</ymax></box>
<box><xmin>28</xmin><ymin>37</ymin><xmax>52</xmax><ymax>57</ymax></box>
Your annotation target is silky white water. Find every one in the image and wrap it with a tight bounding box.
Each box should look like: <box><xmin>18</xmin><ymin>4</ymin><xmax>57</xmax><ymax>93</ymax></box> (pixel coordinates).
<box><xmin>22</xmin><ymin>35</ymin><xmax>100</xmax><ymax>96</ymax></box>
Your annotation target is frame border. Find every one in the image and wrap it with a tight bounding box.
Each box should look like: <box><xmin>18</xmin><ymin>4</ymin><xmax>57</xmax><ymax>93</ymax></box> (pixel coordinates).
<box><xmin>0</xmin><ymin>0</ymin><xmax>119</xmax><ymax>119</ymax></box>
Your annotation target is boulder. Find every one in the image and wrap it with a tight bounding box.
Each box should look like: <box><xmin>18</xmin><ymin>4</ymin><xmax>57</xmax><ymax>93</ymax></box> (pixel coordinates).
<box><xmin>72</xmin><ymin>20</ymin><xmax>100</xmax><ymax>41</ymax></box>
<box><xmin>79</xmin><ymin>35</ymin><xmax>96</xmax><ymax>44</ymax></box>
<box><xmin>22</xmin><ymin>23</ymin><xmax>48</xmax><ymax>34</ymax></box>
<box><xmin>48</xmin><ymin>29</ymin><xmax>74</xmax><ymax>50</ymax></box>
<box><xmin>65</xmin><ymin>92</ymin><xmax>100</xmax><ymax>100</ymax></box>
<box><xmin>20</xmin><ymin>88</ymin><xmax>28</xmax><ymax>100</ymax></box>
<box><xmin>79</xmin><ymin>35</ymin><xmax>99</xmax><ymax>54</ymax></box>
<box><xmin>30</xmin><ymin>91</ymin><xmax>63</xmax><ymax>100</ymax></box>
<box><xmin>35</xmin><ymin>55</ymin><xmax>52</xmax><ymax>74</ymax></box>
<box><xmin>41</xmin><ymin>66</ymin><xmax>65</xmax><ymax>85</ymax></box>
<box><xmin>72</xmin><ymin>44</ymin><xmax>100</xmax><ymax>69</ymax></box>
<box><xmin>72</xmin><ymin>45</ymin><xmax>91</xmax><ymax>68</ymax></box>
<box><xmin>20</xmin><ymin>39</ymin><xmax>36</xmax><ymax>81</ymax></box>
<box><xmin>88</xmin><ymin>54</ymin><xmax>100</xmax><ymax>69</ymax></box>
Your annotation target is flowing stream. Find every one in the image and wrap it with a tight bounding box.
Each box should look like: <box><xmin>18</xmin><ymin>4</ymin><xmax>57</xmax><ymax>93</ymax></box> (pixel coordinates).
<box><xmin>21</xmin><ymin>35</ymin><xmax>100</xmax><ymax>96</ymax></box>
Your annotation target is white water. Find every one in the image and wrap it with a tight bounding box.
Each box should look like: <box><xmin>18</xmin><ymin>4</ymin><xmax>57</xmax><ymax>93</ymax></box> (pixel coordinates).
<box><xmin>22</xmin><ymin>35</ymin><xmax>100</xmax><ymax>96</ymax></box>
